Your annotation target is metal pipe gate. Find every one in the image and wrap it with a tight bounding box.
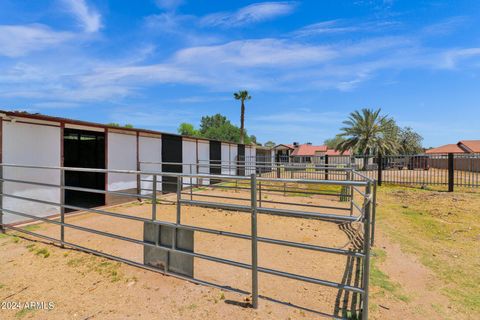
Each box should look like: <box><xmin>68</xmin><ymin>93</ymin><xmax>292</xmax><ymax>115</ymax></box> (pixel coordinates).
<box><xmin>0</xmin><ymin>163</ymin><xmax>374</xmax><ymax>319</ymax></box>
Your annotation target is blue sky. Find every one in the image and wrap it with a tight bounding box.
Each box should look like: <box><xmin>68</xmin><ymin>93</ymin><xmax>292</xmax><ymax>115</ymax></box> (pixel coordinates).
<box><xmin>1</xmin><ymin>0</ymin><xmax>480</xmax><ymax>147</ymax></box>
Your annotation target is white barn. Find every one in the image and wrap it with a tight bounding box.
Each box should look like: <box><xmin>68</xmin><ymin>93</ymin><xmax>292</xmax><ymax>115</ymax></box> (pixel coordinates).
<box><xmin>0</xmin><ymin>111</ymin><xmax>256</xmax><ymax>224</ymax></box>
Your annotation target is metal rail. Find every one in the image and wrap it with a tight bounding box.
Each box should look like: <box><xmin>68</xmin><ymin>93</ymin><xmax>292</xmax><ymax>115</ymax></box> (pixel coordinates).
<box><xmin>0</xmin><ymin>163</ymin><xmax>374</xmax><ymax>319</ymax></box>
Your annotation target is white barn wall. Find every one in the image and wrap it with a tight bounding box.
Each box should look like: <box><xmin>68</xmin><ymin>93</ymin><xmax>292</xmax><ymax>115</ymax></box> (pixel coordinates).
<box><xmin>107</xmin><ymin>132</ymin><xmax>137</xmax><ymax>191</ymax></box>
<box><xmin>197</xmin><ymin>140</ymin><xmax>209</xmax><ymax>185</ymax></box>
<box><xmin>182</xmin><ymin>139</ymin><xmax>197</xmax><ymax>187</ymax></box>
<box><xmin>245</xmin><ymin>146</ymin><xmax>256</xmax><ymax>175</ymax></box>
<box><xmin>2</xmin><ymin>121</ymin><xmax>61</xmax><ymax>224</ymax></box>
<box><xmin>229</xmin><ymin>144</ymin><xmax>238</xmax><ymax>175</ymax></box>
<box><xmin>221</xmin><ymin>143</ymin><xmax>230</xmax><ymax>175</ymax></box>
<box><xmin>139</xmin><ymin>135</ymin><xmax>162</xmax><ymax>194</ymax></box>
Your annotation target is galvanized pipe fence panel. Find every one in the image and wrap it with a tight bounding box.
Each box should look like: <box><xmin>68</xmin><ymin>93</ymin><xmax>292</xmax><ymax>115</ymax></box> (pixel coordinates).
<box><xmin>0</xmin><ymin>163</ymin><xmax>374</xmax><ymax>319</ymax></box>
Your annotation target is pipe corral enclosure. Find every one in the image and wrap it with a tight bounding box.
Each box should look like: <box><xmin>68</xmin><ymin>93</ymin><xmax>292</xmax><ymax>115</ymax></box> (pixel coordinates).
<box><xmin>0</xmin><ymin>111</ymin><xmax>376</xmax><ymax>320</ymax></box>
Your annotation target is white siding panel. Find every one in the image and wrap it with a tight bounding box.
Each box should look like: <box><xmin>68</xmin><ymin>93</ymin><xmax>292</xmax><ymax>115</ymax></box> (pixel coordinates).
<box><xmin>139</xmin><ymin>136</ymin><xmax>162</xmax><ymax>194</ymax></box>
<box><xmin>107</xmin><ymin>132</ymin><xmax>137</xmax><ymax>191</ymax></box>
<box><xmin>3</xmin><ymin>121</ymin><xmax>61</xmax><ymax>223</ymax></box>
<box><xmin>221</xmin><ymin>143</ymin><xmax>230</xmax><ymax>175</ymax></box>
<box><xmin>229</xmin><ymin>144</ymin><xmax>238</xmax><ymax>175</ymax></box>
<box><xmin>197</xmin><ymin>141</ymin><xmax>209</xmax><ymax>185</ymax></box>
<box><xmin>182</xmin><ymin>139</ymin><xmax>197</xmax><ymax>187</ymax></box>
<box><xmin>245</xmin><ymin>146</ymin><xmax>256</xmax><ymax>175</ymax></box>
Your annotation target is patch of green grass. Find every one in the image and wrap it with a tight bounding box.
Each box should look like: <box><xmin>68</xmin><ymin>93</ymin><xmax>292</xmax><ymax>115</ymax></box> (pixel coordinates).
<box><xmin>0</xmin><ymin>283</ymin><xmax>5</xmax><ymax>289</ymax></box>
<box><xmin>346</xmin><ymin>311</ymin><xmax>361</xmax><ymax>320</ymax></box>
<box><xmin>26</xmin><ymin>243</ymin><xmax>36</xmax><ymax>252</ymax></box>
<box><xmin>67</xmin><ymin>256</ymin><xmax>87</xmax><ymax>267</ymax></box>
<box><xmin>15</xmin><ymin>308</ymin><xmax>36</xmax><ymax>319</ymax></box>
<box><xmin>35</xmin><ymin>247</ymin><xmax>50</xmax><ymax>258</ymax></box>
<box><xmin>22</xmin><ymin>224</ymin><xmax>41</xmax><ymax>232</ymax></box>
<box><xmin>0</xmin><ymin>232</ymin><xmax>9</xmax><ymax>239</ymax></box>
<box><xmin>67</xmin><ymin>256</ymin><xmax>123</xmax><ymax>282</ymax></box>
<box><xmin>11</xmin><ymin>236</ymin><xmax>20</xmax><ymax>243</ymax></box>
<box><xmin>370</xmin><ymin>248</ymin><xmax>411</xmax><ymax>303</ymax></box>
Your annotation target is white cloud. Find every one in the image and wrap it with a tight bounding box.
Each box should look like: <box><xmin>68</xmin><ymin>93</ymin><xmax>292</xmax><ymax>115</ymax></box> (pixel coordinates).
<box><xmin>441</xmin><ymin>48</ymin><xmax>480</xmax><ymax>69</ymax></box>
<box><xmin>0</xmin><ymin>24</ymin><xmax>72</xmax><ymax>57</ymax></box>
<box><xmin>155</xmin><ymin>0</ymin><xmax>184</xmax><ymax>11</ymax></box>
<box><xmin>293</xmin><ymin>20</ymin><xmax>359</xmax><ymax>37</ymax></box>
<box><xmin>200</xmin><ymin>2</ymin><xmax>296</xmax><ymax>27</ymax></box>
<box><xmin>174</xmin><ymin>38</ymin><xmax>336</xmax><ymax>67</ymax></box>
<box><xmin>61</xmin><ymin>0</ymin><xmax>102</xmax><ymax>33</ymax></box>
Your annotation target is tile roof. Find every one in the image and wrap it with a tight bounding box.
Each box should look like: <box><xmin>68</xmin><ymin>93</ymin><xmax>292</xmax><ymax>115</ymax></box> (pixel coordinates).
<box><xmin>425</xmin><ymin>144</ymin><xmax>466</xmax><ymax>154</ymax></box>
<box><xmin>458</xmin><ymin>140</ymin><xmax>480</xmax><ymax>153</ymax></box>
<box><xmin>291</xmin><ymin>144</ymin><xmax>328</xmax><ymax>156</ymax></box>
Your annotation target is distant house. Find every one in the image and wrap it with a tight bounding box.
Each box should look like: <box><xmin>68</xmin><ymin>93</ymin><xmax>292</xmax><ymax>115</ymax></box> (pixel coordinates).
<box><xmin>426</xmin><ymin>140</ymin><xmax>480</xmax><ymax>154</ymax></box>
<box><xmin>273</xmin><ymin>142</ymin><xmax>350</xmax><ymax>162</ymax></box>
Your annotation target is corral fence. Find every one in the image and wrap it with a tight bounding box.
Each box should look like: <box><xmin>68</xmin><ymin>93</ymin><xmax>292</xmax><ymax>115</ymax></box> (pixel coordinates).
<box><xmin>247</xmin><ymin>153</ymin><xmax>480</xmax><ymax>191</ymax></box>
<box><xmin>0</xmin><ymin>163</ymin><xmax>375</xmax><ymax>319</ymax></box>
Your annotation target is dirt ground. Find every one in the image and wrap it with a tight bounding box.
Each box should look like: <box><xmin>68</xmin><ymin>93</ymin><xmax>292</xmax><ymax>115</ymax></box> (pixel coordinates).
<box><xmin>1</xmin><ymin>185</ymin><xmax>477</xmax><ymax>319</ymax></box>
<box><xmin>1</xmin><ymin>187</ymin><xmax>363</xmax><ymax>319</ymax></box>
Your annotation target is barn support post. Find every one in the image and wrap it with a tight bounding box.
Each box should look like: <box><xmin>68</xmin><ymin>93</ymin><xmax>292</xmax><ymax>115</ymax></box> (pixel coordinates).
<box><xmin>361</xmin><ymin>181</ymin><xmax>372</xmax><ymax>320</ymax></box>
<box><xmin>377</xmin><ymin>154</ymin><xmax>383</xmax><ymax>186</ymax></box>
<box><xmin>448</xmin><ymin>153</ymin><xmax>454</xmax><ymax>192</ymax></box>
<box><xmin>250</xmin><ymin>173</ymin><xmax>259</xmax><ymax>309</ymax></box>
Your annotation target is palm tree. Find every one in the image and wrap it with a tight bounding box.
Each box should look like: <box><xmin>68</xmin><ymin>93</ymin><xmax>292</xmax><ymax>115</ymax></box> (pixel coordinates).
<box><xmin>233</xmin><ymin>90</ymin><xmax>251</xmax><ymax>144</ymax></box>
<box><xmin>336</xmin><ymin>108</ymin><xmax>398</xmax><ymax>157</ymax></box>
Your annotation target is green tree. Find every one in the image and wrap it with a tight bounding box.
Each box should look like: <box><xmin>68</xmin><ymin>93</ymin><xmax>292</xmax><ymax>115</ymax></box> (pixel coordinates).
<box><xmin>199</xmin><ymin>114</ymin><xmax>229</xmax><ymax>135</ymax></box>
<box><xmin>324</xmin><ymin>135</ymin><xmax>346</xmax><ymax>149</ymax></box>
<box><xmin>264</xmin><ymin>141</ymin><xmax>276</xmax><ymax>148</ymax></box>
<box><xmin>179</xmin><ymin>113</ymin><xmax>256</xmax><ymax>144</ymax></box>
<box><xmin>337</xmin><ymin>108</ymin><xmax>398</xmax><ymax>156</ymax></box>
<box><xmin>177</xmin><ymin>122</ymin><xmax>198</xmax><ymax>136</ymax></box>
<box><xmin>397</xmin><ymin>126</ymin><xmax>423</xmax><ymax>154</ymax></box>
<box><xmin>233</xmin><ymin>90</ymin><xmax>251</xmax><ymax>144</ymax></box>
<box><xmin>107</xmin><ymin>122</ymin><xmax>134</xmax><ymax>128</ymax></box>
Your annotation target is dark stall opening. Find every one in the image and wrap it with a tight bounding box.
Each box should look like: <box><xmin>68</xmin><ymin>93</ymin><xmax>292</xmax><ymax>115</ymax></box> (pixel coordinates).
<box><xmin>237</xmin><ymin>144</ymin><xmax>245</xmax><ymax>176</ymax></box>
<box><xmin>64</xmin><ymin>129</ymin><xmax>105</xmax><ymax>211</ymax></box>
<box><xmin>209</xmin><ymin>141</ymin><xmax>221</xmax><ymax>184</ymax></box>
<box><xmin>162</xmin><ymin>134</ymin><xmax>183</xmax><ymax>193</ymax></box>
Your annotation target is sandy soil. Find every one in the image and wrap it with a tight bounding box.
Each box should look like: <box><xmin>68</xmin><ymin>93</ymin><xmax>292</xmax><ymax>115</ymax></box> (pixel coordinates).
<box><xmin>0</xmin><ymin>188</ymin><xmax>364</xmax><ymax>319</ymax></box>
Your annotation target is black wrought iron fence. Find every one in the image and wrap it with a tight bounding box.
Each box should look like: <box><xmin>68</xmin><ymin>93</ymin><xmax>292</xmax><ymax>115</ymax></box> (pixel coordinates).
<box><xmin>246</xmin><ymin>153</ymin><xmax>480</xmax><ymax>191</ymax></box>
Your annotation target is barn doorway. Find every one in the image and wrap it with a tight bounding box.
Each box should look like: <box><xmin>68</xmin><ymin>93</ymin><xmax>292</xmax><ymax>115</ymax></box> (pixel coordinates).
<box><xmin>237</xmin><ymin>144</ymin><xmax>245</xmax><ymax>176</ymax></box>
<box><xmin>63</xmin><ymin>128</ymin><xmax>106</xmax><ymax>211</ymax></box>
<box><xmin>209</xmin><ymin>140</ymin><xmax>221</xmax><ymax>183</ymax></box>
<box><xmin>161</xmin><ymin>134</ymin><xmax>182</xmax><ymax>193</ymax></box>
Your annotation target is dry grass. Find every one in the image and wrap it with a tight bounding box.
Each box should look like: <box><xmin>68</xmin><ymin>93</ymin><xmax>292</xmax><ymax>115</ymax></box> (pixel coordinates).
<box><xmin>374</xmin><ymin>186</ymin><xmax>480</xmax><ymax>316</ymax></box>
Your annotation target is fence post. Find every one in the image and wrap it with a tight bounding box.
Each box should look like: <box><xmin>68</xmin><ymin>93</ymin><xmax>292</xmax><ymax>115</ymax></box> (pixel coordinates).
<box><xmin>0</xmin><ymin>165</ymin><xmax>4</xmax><ymax>234</ymax></box>
<box><xmin>152</xmin><ymin>175</ymin><xmax>157</xmax><ymax>221</ymax></box>
<box><xmin>362</xmin><ymin>181</ymin><xmax>372</xmax><ymax>320</ymax></box>
<box><xmin>172</xmin><ymin>176</ymin><xmax>182</xmax><ymax>253</ymax></box>
<box><xmin>325</xmin><ymin>155</ymin><xmax>329</xmax><ymax>180</ymax></box>
<box><xmin>60</xmin><ymin>169</ymin><xmax>65</xmax><ymax>247</ymax></box>
<box><xmin>448</xmin><ymin>153</ymin><xmax>454</xmax><ymax>192</ymax></box>
<box><xmin>250</xmin><ymin>173</ymin><xmax>259</xmax><ymax>309</ymax></box>
<box><xmin>377</xmin><ymin>154</ymin><xmax>382</xmax><ymax>186</ymax></box>
<box><xmin>371</xmin><ymin>180</ymin><xmax>377</xmax><ymax>246</ymax></box>
<box><xmin>190</xmin><ymin>164</ymin><xmax>193</xmax><ymax>200</ymax></box>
